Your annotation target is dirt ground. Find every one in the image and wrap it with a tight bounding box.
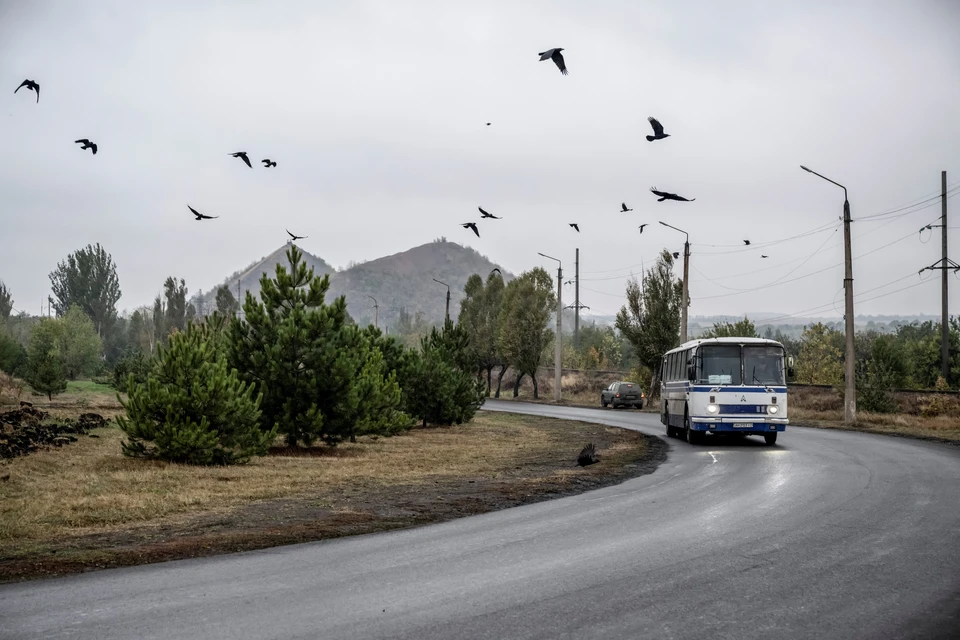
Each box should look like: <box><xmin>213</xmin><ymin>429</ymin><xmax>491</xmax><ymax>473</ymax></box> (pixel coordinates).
<box><xmin>0</xmin><ymin>409</ymin><xmax>667</xmax><ymax>584</ymax></box>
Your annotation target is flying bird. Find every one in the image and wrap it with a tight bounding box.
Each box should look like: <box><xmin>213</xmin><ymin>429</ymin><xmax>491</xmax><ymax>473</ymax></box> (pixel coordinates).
<box><xmin>188</xmin><ymin>205</ymin><xmax>218</xmax><ymax>221</ymax></box>
<box><xmin>287</xmin><ymin>229</ymin><xmax>307</xmax><ymax>241</ymax></box>
<box><xmin>621</xmin><ymin>202</ymin><xmax>633</xmax><ymax>212</ymax></box>
<box><xmin>74</xmin><ymin>139</ymin><xmax>97</xmax><ymax>154</ymax></box>
<box><xmin>462</xmin><ymin>222</ymin><xmax>480</xmax><ymax>238</ymax></box>
<box><xmin>638</xmin><ymin>224</ymin><xmax>648</xmax><ymax>233</ymax></box>
<box><xmin>743</xmin><ymin>239</ymin><xmax>751</xmax><ymax>245</ymax></box>
<box><xmin>478</xmin><ymin>207</ymin><xmax>500</xmax><ymax>219</ymax></box>
<box><xmin>577</xmin><ymin>443</ymin><xmax>599</xmax><ymax>467</ymax></box>
<box><xmin>486</xmin><ymin>122</ymin><xmax>491</xmax><ymax>126</ymax></box>
<box><xmin>646</xmin><ymin>117</ymin><xmax>670</xmax><ymax>142</ymax></box>
<box><xmin>673</xmin><ymin>252</ymin><xmax>681</xmax><ymax>259</ymax></box>
<box><xmin>650</xmin><ymin>187</ymin><xmax>696</xmax><ymax>202</ymax></box>
<box><xmin>569</xmin><ymin>223</ymin><xmax>580</xmax><ymax>233</ymax></box>
<box><xmin>761</xmin><ymin>255</ymin><xmax>769</xmax><ymax>259</ymax></box>
<box><xmin>538</xmin><ymin>48</ymin><xmax>568</xmax><ymax>75</ymax></box>
<box><xmin>14</xmin><ymin>79</ymin><xmax>39</xmax><ymax>103</ymax></box>
<box><xmin>230</xmin><ymin>151</ymin><xmax>252</xmax><ymax>168</ymax></box>
<box><xmin>261</xmin><ymin>159</ymin><xmax>277</xmax><ymax>168</ymax></box>
<box><xmin>491</xmin><ymin>268</ymin><xmax>502</xmax><ymax>276</ymax></box>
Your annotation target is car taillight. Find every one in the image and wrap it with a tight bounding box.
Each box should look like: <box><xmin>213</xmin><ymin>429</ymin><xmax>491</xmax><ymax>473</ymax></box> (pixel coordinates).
<box><xmin>615</xmin><ymin>393</ymin><xmax>620</xmax><ymax>397</ymax></box>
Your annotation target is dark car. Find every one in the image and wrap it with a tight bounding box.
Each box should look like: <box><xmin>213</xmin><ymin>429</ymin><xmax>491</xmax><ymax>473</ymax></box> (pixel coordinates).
<box><xmin>601</xmin><ymin>381</ymin><xmax>644</xmax><ymax>409</ymax></box>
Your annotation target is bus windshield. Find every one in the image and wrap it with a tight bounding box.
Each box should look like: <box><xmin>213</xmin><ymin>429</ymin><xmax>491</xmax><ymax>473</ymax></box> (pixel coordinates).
<box><xmin>744</xmin><ymin>345</ymin><xmax>785</xmax><ymax>385</ymax></box>
<box><xmin>698</xmin><ymin>345</ymin><xmax>742</xmax><ymax>385</ymax></box>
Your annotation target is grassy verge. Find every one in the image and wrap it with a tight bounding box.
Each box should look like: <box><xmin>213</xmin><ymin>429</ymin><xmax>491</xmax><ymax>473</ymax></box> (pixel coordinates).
<box><xmin>790</xmin><ymin>408</ymin><xmax>960</xmax><ymax>444</ymax></box>
<box><xmin>0</xmin><ymin>410</ymin><xmax>664</xmax><ymax>583</ymax></box>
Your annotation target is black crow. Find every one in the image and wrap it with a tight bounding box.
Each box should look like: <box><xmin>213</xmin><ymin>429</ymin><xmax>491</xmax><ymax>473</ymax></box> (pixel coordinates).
<box><xmin>761</xmin><ymin>255</ymin><xmax>769</xmax><ymax>259</ymax></box>
<box><xmin>646</xmin><ymin>117</ymin><xmax>670</xmax><ymax>142</ymax></box>
<box><xmin>74</xmin><ymin>139</ymin><xmax>97</xmax><ymax>154</ymax></box>
<box><xmin>188</xmin><ymin>205</ymin><xmax>218</xmax><ymax>221</ymax></box>
<box><xmin>491</xmin><ymin>268</ymin><xmax>502</xmax><ymax>276</ymax></box>
<box><xmin>570</xmin><ymin>223</ymin><xmax>580</xmax><ymax>232</ymax></box>
<box><xmin>478</xmin><ymin>207</ymin><xmax>501</xmax><ymax>219</ymax></box>
<box><xmin>577</xmin><ymin>443</ymin><xmax>598</xmax><ymax>467</ymax></box>
<box><xmin>621</xmin><ymin>202</ymin><xmax>633</xmax><ymax>212</ymax></box>
<box><xmin>638</xmin><ymin>224</ymin><xmax>648</xmax><ymax>233</ymax></box>
<box><xmin>650</xmin><ymin>187</ymin><xmax>695</xmax><ymax>202</ymax></box>
<box><xmin>673</xmin><ymin>252</ymin><xmax>680</xmax><ymax>259</ymax></box>
<box><xmin>230</xmin><ymin>151</ymin><xmax>252</xmax><ymax>168</ymax></box>
<box><xmin>463</xmin><ymin>222</ymin><xmax>480</xmax><ymax>237</ymax></box>
<box><xmin>287</xmin><ymin>229</ymin><xmax>307</xmax><ymax>241</ymax></box>
<box><xmin>486</xmin><ymin>122</ymin><xmax>492</xmax><ymax>126</ymax></box>
<box><xmin>14</xmin><ymin>79</ymin><xmax>39</xmax><ymax>103</ymax></box>
<box><xmin>262</xmin><ymin>159</ymin><xmax>277</xmax><ymax>168</ymax></box>
<box><xmin>538</xmin><ymin>48</ymin><xmax>567</xmax><ymax>75</ymax></box>
<box><xmin>743</xmin><ymin>239</ymin><xmax>751</xmax><ymax>245</ymax></box>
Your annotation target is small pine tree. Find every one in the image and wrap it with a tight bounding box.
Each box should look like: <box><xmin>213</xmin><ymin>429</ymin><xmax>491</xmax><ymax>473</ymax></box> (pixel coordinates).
<box><xmin>26</xmin><ymin>318</ymin><xmax>67</xmax><ymax>400</ymax></box>
<box><xmin>405</xmin><ymin>321</ymin><xmax>486</xmax><ymax>427</ymax></box>
<box><xmin>117</xmin><ymin>319</ymin><xmax>272</xmax><ymax>465</ymax></box>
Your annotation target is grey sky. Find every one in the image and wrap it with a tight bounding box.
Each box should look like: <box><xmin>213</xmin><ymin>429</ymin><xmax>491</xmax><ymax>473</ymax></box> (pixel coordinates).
<box><xmin>2</xmin><ymin>0</ymin><xmax>959</xmax><ymax>322</ymax></box>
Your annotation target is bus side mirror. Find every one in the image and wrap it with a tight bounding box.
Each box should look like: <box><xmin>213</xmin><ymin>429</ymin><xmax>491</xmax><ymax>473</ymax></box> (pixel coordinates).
<box><xmin>787</xmin><ymin>366</ymin><xmax>795</xmax><ymax>378</ymax></box>
<box><xmin>788</xmin><ymin>356</ymin><xmax>795</xmax><ymax>368</ymax></box>
<box><xmin>687</xmin><ymin>363</ymin><xmax>696</xmax><ymax>381</ymax></box>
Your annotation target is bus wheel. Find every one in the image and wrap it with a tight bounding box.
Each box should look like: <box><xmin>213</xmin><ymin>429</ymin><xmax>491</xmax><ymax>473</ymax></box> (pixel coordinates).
<box><xmin>764</xmin><ymin>432</ymin><xmax>778</xmax><ymax>446</ymax></box>
<box><xmin>685</xmin><ymin>413</ymin><xmax>701</xmax><ymax>445</ymax></box>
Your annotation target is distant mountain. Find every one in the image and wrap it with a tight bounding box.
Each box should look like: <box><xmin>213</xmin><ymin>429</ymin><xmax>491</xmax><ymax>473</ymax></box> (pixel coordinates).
<box><xmin>201</xmin><ymin>242</ymin><xmax>336</xmax><ymax>310</ymax></box>
<box><xmin>327</xmin><ymin>240</ymin><xmax>511</xmax><ymax>329</ymax></box>
<box><xmin>201</xmin><ymin>239</ymin><xmax>511</xmax><ymax>329</ymax></box>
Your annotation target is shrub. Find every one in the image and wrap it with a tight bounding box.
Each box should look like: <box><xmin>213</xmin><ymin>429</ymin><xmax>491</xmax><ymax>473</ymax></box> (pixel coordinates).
<box><xmin>117</xmin><ymin>320</ymin><xmax>272</xmax><ymax>465</ymax></box>
<box><xmin>112</xmin><ymin>350</ymin><xmax>152</xmax><ymax>389</ymax></box>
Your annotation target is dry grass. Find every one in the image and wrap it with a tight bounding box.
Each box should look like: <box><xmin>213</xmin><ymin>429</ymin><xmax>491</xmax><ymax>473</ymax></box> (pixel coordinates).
<box><xmin>0</xmin><ymin>411</ymin><xmax>651</xmax><ymax>567</ymax></box>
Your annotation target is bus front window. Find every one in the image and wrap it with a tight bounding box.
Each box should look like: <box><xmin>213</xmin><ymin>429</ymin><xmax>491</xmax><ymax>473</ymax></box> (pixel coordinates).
<box><xmin>698</xmin><ymin>345</ymin><xmax>742</xmax><ymax>385</ymax></box>
<box><xmin>743</xmin><ymin>346</ymin><xmax>785</xmax><ymax>385</ymax></box>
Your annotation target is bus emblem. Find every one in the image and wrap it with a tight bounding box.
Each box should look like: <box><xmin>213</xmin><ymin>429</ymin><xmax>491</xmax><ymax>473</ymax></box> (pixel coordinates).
<box><xmin>741</xmin><ymin>396</ymin><xmax>746</xmax><ymax>402</ymax></box>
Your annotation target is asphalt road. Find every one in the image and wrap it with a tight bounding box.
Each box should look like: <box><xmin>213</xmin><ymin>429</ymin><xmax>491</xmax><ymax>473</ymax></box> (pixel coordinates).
<box><xmin>2</xmin><ymin>401</ymin><xmax>959</xmax><ymax>640</ymax></box>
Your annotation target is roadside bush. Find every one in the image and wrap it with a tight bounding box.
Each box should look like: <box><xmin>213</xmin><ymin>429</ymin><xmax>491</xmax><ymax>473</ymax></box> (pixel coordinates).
<box><xmin>111</xmin><ymin>349</ymin><xmax>152</xmax><ymax>389</ymax></box>
<box><xmin>857</xmin><ymin>361</ymin><xmax>898</xmax><ymax>414</ymax></box>
<box><xmin>404</xmin><ymin>322</ymin><xmax>486</xmax><ymax>427</ymax></box>
<box><xmin>0</xmin><ymin>330</ymin><xmax>27</xmax><ymax>377</ymax></box>
<box><xmin>920</xmin><ymin>376</ymin><xmax>954</xmax><ymax>418</ymax></box>
<box><xmin>117</xmin><ymin>320</ymin><xmax>272</xmax><ymax>465</ymax></box>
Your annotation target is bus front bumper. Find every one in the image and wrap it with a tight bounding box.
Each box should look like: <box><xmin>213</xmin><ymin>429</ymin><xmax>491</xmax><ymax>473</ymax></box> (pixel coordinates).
<box><xmin>690</xmin><ymin>417</ymin><xmax>788</xmax><ymax>433</ymax></box>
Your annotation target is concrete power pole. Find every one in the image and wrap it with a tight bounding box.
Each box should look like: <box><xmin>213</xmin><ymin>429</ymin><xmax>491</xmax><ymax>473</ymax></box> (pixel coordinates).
<box><xmin>432</xmin><ymin>279</ymin><xmax>451</xmax><ymax>323</ymax></box>
<box><xmin>574</xmin><ymin>248</ymin><xmax>580</xmax><ymax>348</ymax></box>
<box><xmin>921</xmin><ymin>171</ymin><xmax>957</xmax><ymax>382</ymax></box>
<box><xmin>942</xmin><ymin>170</ymin><xmax>949</xmax><ymax>381</ymax></box>
<box><xmin>555</xmin><ymin>263</ymin><xmax>562</xmax><ymax>403</ymax></box>
<box><xmin>681</xmin><ymin>239</ymin><xmax>690</xmax><ymax>343</ymax></box>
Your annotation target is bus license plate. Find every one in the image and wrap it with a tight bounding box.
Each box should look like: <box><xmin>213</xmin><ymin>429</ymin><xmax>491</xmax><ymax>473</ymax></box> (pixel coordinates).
<box><xmin>732</xmin><ymin>423</ymin><xmax>753</xmax><ymax>428</ymax></box>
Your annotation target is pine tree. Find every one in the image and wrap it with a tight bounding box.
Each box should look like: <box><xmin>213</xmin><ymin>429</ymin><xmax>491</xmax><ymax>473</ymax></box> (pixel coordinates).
<box><xmin>26</xmin><ymin>318</ymin><xmax>67</xmax><ymax>400</ymax></box>
<box><xmin>228</xmin><ymin>246</ymin><xmax>409</xmax><ymax>447</ymax></box>
<box><xmin>117</xmin><ymin>318</ymin><xmax>271</xmax><ymax>465</ymax></box>
<box><xmin>405</xmin><ymin>321</ymin><xmax>486</xmax><ymax>427</ymax></box>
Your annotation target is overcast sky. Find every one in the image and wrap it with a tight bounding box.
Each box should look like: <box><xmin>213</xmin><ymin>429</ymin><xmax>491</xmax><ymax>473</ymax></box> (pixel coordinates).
<box><xmin>2</xmin><ymin>0</ymin><xmax>959</xmax><ymax>322</ymax></box>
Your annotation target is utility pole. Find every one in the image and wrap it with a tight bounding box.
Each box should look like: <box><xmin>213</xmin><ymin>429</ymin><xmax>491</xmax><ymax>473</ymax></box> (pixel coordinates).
<box><xmin>432</xmin><ymin>279</ymin><xmax>451</xmax><ymax>323</ymax></box>
<box><xmin>574</xmin><ymin>248</ymin><xmax>580</xmax><ymax>348</ymax></box>
<box><xmin>942</xmin><ymin>170</ymin><xmax>949</xmax><ymax>381</ymax></box>
<box><xmin>659</xmin><ymin>222</ymin><xmax>691</xmax><ymax>343</ymax></box>
<box><xmin>801</xmin><ymin>165</ymin><xmax>856</xmax><ymax>425</ymax></box>
<box><xmin>367</xmin><ymin>295</ymin><xmax>379</xmax><ymax>329</ymax></box>
<box><xmin>920</xmin><ymin>171</ymin><xmax>957</xmax><ymax>382</ymax></box>
<box><xmin>539</xmin><ymin>253</ymin><xmax>562</xmax><ymax>403</ymax></box>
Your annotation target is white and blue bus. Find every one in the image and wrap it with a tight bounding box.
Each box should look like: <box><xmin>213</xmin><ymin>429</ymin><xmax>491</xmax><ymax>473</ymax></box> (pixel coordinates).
<box><xmin>660</xmin><ymin>337</ymin><xmax>792</xmax><ymax>445</ymax></box>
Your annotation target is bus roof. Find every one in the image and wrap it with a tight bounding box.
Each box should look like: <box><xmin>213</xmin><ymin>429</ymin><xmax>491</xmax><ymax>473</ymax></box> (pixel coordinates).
<box><xmin>665</xmin><ymin>336</ymin><xmax>784</xmax><ymax>355</ymax></box>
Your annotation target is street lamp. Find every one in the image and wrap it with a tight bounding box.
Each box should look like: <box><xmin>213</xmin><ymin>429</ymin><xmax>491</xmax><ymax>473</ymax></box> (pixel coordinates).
<box><xmin>538</xmin><ymin>252</ymin><xmax>563</xmax><ymax>403</ymax></box>
<box><xmin>658</xmin><ymin>221</ymin><xmax>691</xmax><ymax>344</ymax></box>
<box><xmin>801</xmin><ymin>165</ymin><xmax>856</xmax><ymax>425</ymax></box>
<box><xmin>366</xmin><ymin>294</ymin><xmax>379</xmax><ymax>329</ymax></box>
<box><xmin>432</xmin><ymin>278</ymin><xmax>451</xmax><ymax>323</ymax></box>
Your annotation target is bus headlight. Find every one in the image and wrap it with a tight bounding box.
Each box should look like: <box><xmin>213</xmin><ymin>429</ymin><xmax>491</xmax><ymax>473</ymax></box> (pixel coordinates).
<box><xmin>767</xmin><ymin>404</ymin><xmax>779</xmax><ymax>415</ymax></box>
<box><xmin>707</xmin><ymin>403</ymin><xmax>719</xmax><ymax>414</ymax></box>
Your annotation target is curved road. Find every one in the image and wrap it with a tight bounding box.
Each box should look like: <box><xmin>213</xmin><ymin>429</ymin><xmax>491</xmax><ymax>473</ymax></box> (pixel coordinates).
<box><xmin>2</xmin><ymin>401</ymin><xmax>959</xmax><ymax>640</ymax></box>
